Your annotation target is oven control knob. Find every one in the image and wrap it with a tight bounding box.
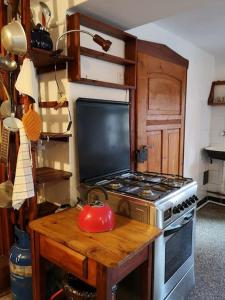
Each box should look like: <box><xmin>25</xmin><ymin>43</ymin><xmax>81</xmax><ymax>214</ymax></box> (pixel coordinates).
<box><xmin>177</xmin><ymin>204</ymin><xmax>184</xmax><ymax>211</ymax></box>
<box><xmin>173</xmin><ymin>206</ymin><xmax>180</xmax><ymax>214</ymax></box>
<box><xmin>193</xmin><ymin>195</ymin><xmax>199</xmax><ymax>201</ymax></box>
<box><xmin>190</xmin><ymin>196</ymin><xmax>196</xmax><ymax>203</ymax></box>
<box><xmin>182</xmin><ymin>201</ymin><xmax>189</xmax><ymax>208</ymax></box>
<box><xmin>187</xmin><ymin>198</ymin><xmax>193</xmax><ymax>205</ymax></box>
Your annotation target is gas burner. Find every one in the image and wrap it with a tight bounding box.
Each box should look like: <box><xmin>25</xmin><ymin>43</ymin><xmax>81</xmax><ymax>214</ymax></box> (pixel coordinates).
<box><xmin>148</xmin><ymin>177</ymin><xmax>162</xmax><ymax>184</ymax></box>
<box><xmin>108</xmin><ymin>182</ymin><xmax>123</xmax><ymax>190</ymax></box>
<box><xmin>138</xmin><ymin>188</ymin><xmax>160</xmax><ymax>201</ymax></box>
<box><xmin>123</xmin><ymin>179</ymin><xmax>132</xmax><ymax>184</ymax></box>
<box><xmin>134</xmin><ymin>174</ymin><xmax>145</xmax><ymax>181</ymax></box>
<box><xmin>164</xmin><ymin>178</ymin><xmax>184</xmax><ymax>188</ymax></box>
<box><xmin>140</xmin><ymin>188</ymin><xmax>155</xmax><ymax>197</ymax></box>
<box><xmin>132</xmin><ymin>174</ymin><xmax>164</xmax><ymax>184</ymax></box>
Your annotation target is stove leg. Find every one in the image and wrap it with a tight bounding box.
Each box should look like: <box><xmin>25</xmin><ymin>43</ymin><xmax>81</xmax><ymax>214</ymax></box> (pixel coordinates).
<box><xmin>112</xmin><ymin>285</ymin><xmax>117</xmax><ymax>300</ymax></box>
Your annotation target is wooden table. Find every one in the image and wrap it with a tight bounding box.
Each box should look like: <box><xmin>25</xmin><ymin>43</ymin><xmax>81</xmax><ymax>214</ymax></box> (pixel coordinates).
<box><xmin>29</xmin><ymin>208</ymin><xmax>161</xmax><ymax>300</ymax></box>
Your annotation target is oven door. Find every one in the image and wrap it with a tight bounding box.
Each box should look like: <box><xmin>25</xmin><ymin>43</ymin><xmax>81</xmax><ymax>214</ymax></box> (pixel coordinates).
<box><xmin>154</xmin><ymin>208</ymin><xmax>196</xmax><ymax>300</ymax></box>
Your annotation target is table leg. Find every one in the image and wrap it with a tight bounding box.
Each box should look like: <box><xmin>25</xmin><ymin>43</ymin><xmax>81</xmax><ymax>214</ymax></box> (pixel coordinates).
<box><xmin>96</xmin><ymin>264</ymin><xmax>117</xmax><ymax>300</ymax></box>
<box><xmin>30</xmin><ymin>230</ymin><xmax>46</xmax><ymax>300</ymax></box>
<box><xmin>140</xmin><ymin>244</ymin><xmax>152</xmax><ymax>300</ymax></box>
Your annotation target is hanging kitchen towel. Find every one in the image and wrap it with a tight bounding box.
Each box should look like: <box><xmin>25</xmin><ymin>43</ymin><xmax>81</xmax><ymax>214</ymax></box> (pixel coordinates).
<box><xmin>12</xmin><ymin>119</ymin><xmax>35</xmax><ymax>210</ymax></box>
<box><xmin>15</xmin><ymin>58</ymin><xmax>39</xmax><ymax>104</ymax></box>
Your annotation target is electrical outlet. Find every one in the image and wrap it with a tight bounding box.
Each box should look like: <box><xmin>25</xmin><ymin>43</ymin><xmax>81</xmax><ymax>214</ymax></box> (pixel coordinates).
<box><xmin>203</xmin><ymin>170</ymin><xmax>209</xmax><ymax>185</ymax></box>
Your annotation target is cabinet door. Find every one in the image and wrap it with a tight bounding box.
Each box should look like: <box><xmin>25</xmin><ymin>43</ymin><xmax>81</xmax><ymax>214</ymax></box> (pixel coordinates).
<box><xmin>136</xmin><ymin>40</ymin><xmax>187</xmax><ymax>175</ymax></box>
<box><xmin>147</xmin><ymin>131</ymin><xmax>162</xmax><ymax>173</ymax></box>
<box><xmin>162</xmin><ymin>129</ymin><xmax>180</xmax><ymax>175</ymax></box>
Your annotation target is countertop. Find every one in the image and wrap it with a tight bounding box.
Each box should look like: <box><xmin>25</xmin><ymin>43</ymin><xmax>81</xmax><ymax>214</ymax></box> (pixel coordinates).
<box><xmin>30</xmin><ymin>207</ymin><xmax>161</xmax><ymax>268</ymax></box>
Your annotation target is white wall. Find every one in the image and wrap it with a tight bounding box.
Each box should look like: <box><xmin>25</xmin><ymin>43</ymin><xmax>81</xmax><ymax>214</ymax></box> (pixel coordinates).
<box><xmin>128</xmin><ymin>23</ymin><xmax>215</xmax><ymax>199</ymax></box>
<box><xmin>207</xmin><ymin>59</ymin><xmax>225</xmax><ymax>194</ymax></box>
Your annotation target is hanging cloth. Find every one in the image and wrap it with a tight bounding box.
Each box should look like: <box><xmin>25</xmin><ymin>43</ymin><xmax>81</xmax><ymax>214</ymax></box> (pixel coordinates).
<box><xmin>12</xmin><ymin>119</ymin><xmax>35</xmax><ymax>210</ymax></box>
<box><xmin>15</xmin><ymin>58</ymin><xmax>39</xmax><ymax>104</ymax></box>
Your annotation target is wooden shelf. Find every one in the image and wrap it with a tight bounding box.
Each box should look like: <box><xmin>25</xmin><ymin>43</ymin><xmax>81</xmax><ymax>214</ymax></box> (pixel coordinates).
<box><xmin>39</xmin><ymin>101</ymin><xmax>69</xmax><ymax>108</ymax></box>
<box><xmin>19</xmin><ymin>100</ymin><xmax>69</xmax><ymax>108</ymax></box>
<box><xmin>40</xmin><ymin>132</ymin><xmax>72</xmax><ymax>142</ymax></box>
<box><xmin>36</xmin><ymin>167</ymin><xmax>72</xmax><ymax>184</ymax></box>
<box><xmin>208</xmin><ymin>103</ymin><xmax>225</xmax><ymax>106</ymax></box>
<box><xmin>73</xmin><ymin>77</ymin><xmax>135</xmax><ymax>90</ymax></box>
<box><xmin>80</xmin><ymin>46</ymin><xmax>136</xmax><ymax>66</ymax></box>
<box><xmin>208</xmin><ymin>80</ymin><xmax>225</xmax><ymax>105</ymax></box>
<box><xmin>67</xmin><ymin>12</ymin><xmax>137</xmax><ymax>89</ymax></box>
<box><xmin>29</xmin><ymin>48</ymin><xmax>74</xmax><ymax>74</ymax></box>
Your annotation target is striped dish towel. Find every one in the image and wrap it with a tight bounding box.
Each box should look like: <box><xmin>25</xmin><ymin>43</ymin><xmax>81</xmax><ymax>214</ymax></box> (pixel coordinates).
<box><xmin>12</xmin><ymin>120</ymin><xmax>35</xmax><ymax>210</ymax></box>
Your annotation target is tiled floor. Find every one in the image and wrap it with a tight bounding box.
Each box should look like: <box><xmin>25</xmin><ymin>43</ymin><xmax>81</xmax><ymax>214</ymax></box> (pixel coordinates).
<box><xmin>187</xmin><ymin>202</ymin><xmax>225</xmax><ymax>299</ymax></box>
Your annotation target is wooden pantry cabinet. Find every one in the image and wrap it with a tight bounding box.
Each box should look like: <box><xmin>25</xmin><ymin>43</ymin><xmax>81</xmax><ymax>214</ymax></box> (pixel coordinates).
<box><xmin>136</xmin><ymin>40</ymin><xmax>188</xmax><ymax>176</ymax></box>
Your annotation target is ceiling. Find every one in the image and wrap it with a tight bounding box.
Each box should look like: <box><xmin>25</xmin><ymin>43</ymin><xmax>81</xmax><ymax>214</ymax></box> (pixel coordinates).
<box><xmin>70</xmin><ymin>0</ymin><xmax>213</xmax><ymax>29</ymax></box>
<box><xmin>156</xmin><ymin>2</ymin><xmax>225</xmax><ymax>59</ymax></box>
<box><xmin>71</xmin><ymin>0</ymin><xmax>225</xmax><ymax>59</ymax></box>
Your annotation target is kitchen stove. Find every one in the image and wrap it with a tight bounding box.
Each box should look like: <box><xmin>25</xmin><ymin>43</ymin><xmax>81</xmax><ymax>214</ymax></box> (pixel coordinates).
<box><xmin>85</xmin><ymin>171</ymin><xmax>197</xmax><ymax>229</ymax></box>
<box><xmin>83</xmin><ymin>171</ymin><xmax>198</xmax><ymax>300</ymax></box>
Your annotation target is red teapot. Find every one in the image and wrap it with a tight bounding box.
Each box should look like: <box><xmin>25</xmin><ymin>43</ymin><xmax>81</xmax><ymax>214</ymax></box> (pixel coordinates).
<box><xmin>78</xmin><ymin>186</ymin><xmax>115</xmax><ymax>233</ymax></box>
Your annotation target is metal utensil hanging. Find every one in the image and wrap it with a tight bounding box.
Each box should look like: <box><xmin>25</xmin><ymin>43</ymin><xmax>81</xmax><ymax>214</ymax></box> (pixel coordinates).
<box><xmin>3</xmin><ymin>72</ymin><xmax>19</xmax><ymax>132</ymax></box>
<box><xmin>2</xmin><ymin>0</ymin><xmax>26</xmax><ymax>56</ymax></box>
<box><xmin>0</xmin><ymin>52</ymin><xmax>17</xmax><ymax>72</ymax></box>
<box><xmin>0</xmin><ymin>75</ymin><xmax>11</xmax><ymax>118</ymax></box>
<box><xmin>39</xmin><ymin>1</ymin><xmax>51</xmax><ymax>30</ymax></box>
<box><xmin>0</xmin><ymin>0</ymin><xmax>26</xmax><ymax>72</ymax></box>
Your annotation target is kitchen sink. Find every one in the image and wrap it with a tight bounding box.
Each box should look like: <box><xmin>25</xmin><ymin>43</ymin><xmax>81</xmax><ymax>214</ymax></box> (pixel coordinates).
<box><xmin>205</xmin><ymin>146</ymin><xmax>225</xmax><ymax>161</ymax></box>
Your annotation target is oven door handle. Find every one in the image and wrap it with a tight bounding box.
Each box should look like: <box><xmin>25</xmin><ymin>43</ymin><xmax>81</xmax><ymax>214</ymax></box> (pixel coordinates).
<box><xmin>164</xmin><ymin>213</ymin><xmax>194</xmax><ymax>237</ymax></box>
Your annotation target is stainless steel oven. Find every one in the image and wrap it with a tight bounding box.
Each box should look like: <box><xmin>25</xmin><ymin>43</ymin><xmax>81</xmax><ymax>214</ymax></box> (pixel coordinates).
<box><xmin>154</xmin><ymin>207</ymin><xmax>196</xmax><ymax>300</ymax></box>
<box><xmin>81</xmin><ymin>177</ymin><xmax>198</xmax><ymax>300</ymax></box>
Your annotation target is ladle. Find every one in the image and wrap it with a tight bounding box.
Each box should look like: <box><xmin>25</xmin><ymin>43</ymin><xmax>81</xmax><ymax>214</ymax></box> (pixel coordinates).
<box><xmin>0</xmin><ymin>53</ymin><xmax>17</xmax><ymax>72</ymax></box>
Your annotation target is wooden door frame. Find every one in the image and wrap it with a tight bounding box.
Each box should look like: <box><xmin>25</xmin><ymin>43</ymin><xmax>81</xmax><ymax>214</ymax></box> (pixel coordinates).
<box><xmin>131</xmin><ymin>39</ymin><xmax>189</xmax><ymax>173</ymax></box>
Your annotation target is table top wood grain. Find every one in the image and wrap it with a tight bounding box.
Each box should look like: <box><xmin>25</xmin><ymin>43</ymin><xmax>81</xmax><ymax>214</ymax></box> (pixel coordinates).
<box><xmin>30</xmin><ymin>208</ymin><xmax>161</xmax><ymax>268</ymax></box>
